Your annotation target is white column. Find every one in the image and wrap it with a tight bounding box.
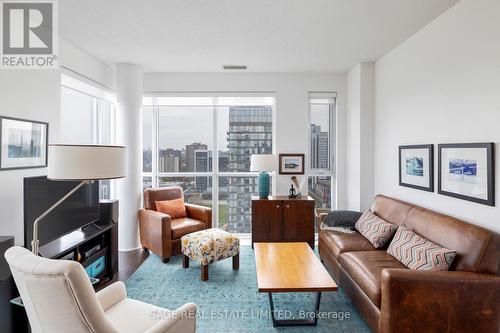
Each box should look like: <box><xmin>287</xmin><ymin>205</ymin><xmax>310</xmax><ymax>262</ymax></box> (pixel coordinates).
<box><xmin>346</xmin><ymin>62</ymin><xmax>375</xmax><ymax>211</ymax></box>
<box><xmin>115</xmin><ymin>63</ymin><xmax>143</xmax><ymax>251</ymax></box>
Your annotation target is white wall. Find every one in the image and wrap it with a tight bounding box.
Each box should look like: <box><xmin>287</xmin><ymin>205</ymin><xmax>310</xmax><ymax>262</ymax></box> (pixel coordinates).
<box><xmin>144</xmin><ymin>72</ymin><xmax>347</xmax><ymax>207</ymax></box>
<box><xmin>0</xmin><ymin>37</ymin><xmax>115</xmax><ymax>246</ymax></box>
<box><xmin>0</xmin><ymin>71</ymin><xmax>61</xmax><ymax>245</ymax></box>
<box><xmin>346</xmin><ymin>63</ymin><xmax>375</xmax><ymax>211</ymax></box>
<box><xmin>374</xmin><ymin>0</ymin><xmax>500</xmax><ymax>233</ymax></box>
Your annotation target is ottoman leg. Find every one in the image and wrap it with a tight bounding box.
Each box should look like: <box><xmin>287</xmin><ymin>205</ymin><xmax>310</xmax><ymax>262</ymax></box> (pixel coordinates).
<box><xmin>182</xmin><ymin>254</ymin><xmax>189</xmax><ymax>268</ymax></box>
<box><xmin>233</xmin><ymin>253</ymin><xmax>240</xmax><ymax>270</ymax></box>
<box><xmin>201</xmin><ymin>264</ymin><xmax>209</xmax><ymax>281</ymax></box>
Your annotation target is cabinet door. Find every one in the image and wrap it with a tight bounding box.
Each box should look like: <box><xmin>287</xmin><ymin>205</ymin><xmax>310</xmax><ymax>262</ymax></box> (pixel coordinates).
<box><xmin>252</xmin><ymin>200</ymin><xmax>283</xmax><ymax>243</ymax></box>
<box><xmin>283</xmin><ymin>200</ymin><xmax>315</xmax><ymax>247</ymax></box>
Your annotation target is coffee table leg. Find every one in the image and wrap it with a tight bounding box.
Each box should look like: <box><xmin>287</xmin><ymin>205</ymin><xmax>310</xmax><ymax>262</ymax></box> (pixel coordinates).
<box><xmin>268</xmin><ymin>292</ymin><xmax>322</xmax><ymax>327</ymax></box>
<box><xmin>182</xmin><ymin>254</ymin><xmax>189</xmax><ymax>268</ymax></box>
<box><xmin>233</xmin><ymin>253</ymin><xmax>239</xmax><ymax>270</ymax></box>
<box><xmin>201</xmin><ymin>264</ymin><xmax>209</xmax><ymax>281</ymax></box>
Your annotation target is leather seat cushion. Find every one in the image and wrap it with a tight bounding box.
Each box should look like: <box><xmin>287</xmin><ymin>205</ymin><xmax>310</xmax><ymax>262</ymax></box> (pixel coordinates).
<box><xmin>171</xmin><ymin>218</ymin><xmax>206</xmax><ymax>239</ymax></box>
<box><xmin>319</xmin><ymin>229</ymin><xmax>378</xmax><ymax>260</ymax></box>
<box><xmin>340</xmin><ymin>251</ymin><xmax>407</xmax><ymax>307</ymax></box>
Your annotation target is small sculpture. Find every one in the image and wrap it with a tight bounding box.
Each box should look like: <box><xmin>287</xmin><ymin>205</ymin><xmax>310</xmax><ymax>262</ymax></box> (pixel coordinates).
<box><xmin>288</xmin><ymin>184</ymin><xmax>298</xmax><ymax>198</ymax></box>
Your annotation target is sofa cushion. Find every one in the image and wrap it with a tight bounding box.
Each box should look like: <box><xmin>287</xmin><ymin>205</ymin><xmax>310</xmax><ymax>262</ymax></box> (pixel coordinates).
<box><xmin>387</xmin><ymin>227</ymin><xmax>457</xmax><ymax>271</ymax></box>
<box><xmin>355</xmin><ymin>210</ymin><xmax>398</xmax><ymax>248</ymax></box>
<box><xmin>340</xmin><ymin>251</ymin><xmax>407</xmax><ymax>307</ymax></box>
<box><xmin>171</xmin><ymin>218</ymin><xmax>206</xmax><ymax>239</ymax></box>
<box><xmin>319</xmin><ymin>229</ymin><xmax>377</xmax><ymax>260</ymax></box>
<box><xmin>155</xmin><ymin>198</ymin><xmax>187</xmax><ymax>219</ymax></box>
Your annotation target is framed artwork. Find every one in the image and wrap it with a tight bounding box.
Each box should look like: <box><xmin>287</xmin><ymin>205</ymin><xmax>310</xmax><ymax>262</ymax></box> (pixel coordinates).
<box><xmin>438</xmin><ymin>143</ymin><xmax>495</xmax><ymax>206</ymax></box>
<box><xmin>0</xmin><ymin>116</ymin><xmax>48</xmax><ymax>170</ymax></box>
<box><xmin>399</xmin><ymin>145</ymin><xmax>434</xmax><ymax>192</ymax></box>
<box><xmin>279</xmin><ymin>154</ymin><xmax>305</xmax><ymax>175</ymax></box>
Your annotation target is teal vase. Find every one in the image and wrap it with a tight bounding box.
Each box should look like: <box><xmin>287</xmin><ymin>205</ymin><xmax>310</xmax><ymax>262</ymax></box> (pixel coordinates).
<box><xmin>258</xmin><ymin>172</ymin><xmax>270</xmax><ymax>199</ymax></box>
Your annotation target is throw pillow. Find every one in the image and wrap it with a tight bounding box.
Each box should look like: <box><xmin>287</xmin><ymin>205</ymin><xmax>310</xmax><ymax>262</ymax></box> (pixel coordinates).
<box><xmin>387</xmin><ymin>227</ymin><xmax>456</xmax><ymax>271</ymax></box>
<box><xmin>354</xmin><ymin>210</ymin><xmax>398</xmax><ymax>248</ymax></box>
<box><xmin>155</xmin><ymin>198</ymin><xmax>187</xmax><ymax>219</ymax></box>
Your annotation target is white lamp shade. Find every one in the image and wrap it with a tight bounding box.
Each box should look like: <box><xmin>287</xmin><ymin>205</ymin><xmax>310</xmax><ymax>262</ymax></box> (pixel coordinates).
<box><xmin>48</xmin><ymin>145</ymin><xmax>126</xmax><ymax>180</ymax></box>
<box><xmin>250</xmin><ymin>154</ymin><xmax>275</xmax><ymax>172</ymax></box>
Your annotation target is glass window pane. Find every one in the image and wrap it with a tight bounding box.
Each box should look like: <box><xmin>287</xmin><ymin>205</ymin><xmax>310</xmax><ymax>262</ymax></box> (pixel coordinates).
<box><xmin>308</xmin><ymin>176</ymin><xmax>332</xmax><ymax>210</ymax></box>
<box><xmin>158</xmin><ymin>177</ymin><xmax>212</xmax><ymax>208</ymax></box>
<box><xmin>218</xmin><ymin>176</ymin><xmax>272</xmax><ymax>233</ymax></box>
<box><xmin>309</xmin><ymin>103</ymin><xmax>331</xmax><ymax>170</ymax></box>
<box><xmin>158</xmin><ymin>107</ymin><xmax>213</xmax><ymax>172</ymax></box>
<box><xmin>97</xmin><ymin>100</ymin><xmax>112</xmax><ymax>144</ymax></box>
<box><xmin>60</xmin><ymin>87</ymin><xmax>94</xmax><ymax>144</ymax></box>
<box><xmin>143</xmin><ymin>107</ymin><xmax>153</xmax><ymax>173</ymax></box>
<box><xmin>217</xmin><ymin>106</ymin><xmax>273</xmax><ymax>172</ymax></box>
<box><xmin>143</xmin><ymin>176</ymin><xmax>152</xmax><ymax>191</ymax></box>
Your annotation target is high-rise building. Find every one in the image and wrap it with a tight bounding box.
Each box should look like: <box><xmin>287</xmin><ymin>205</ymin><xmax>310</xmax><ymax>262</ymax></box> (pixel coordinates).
<box><xmin>186</xmin><ymin>143</ymin><xmax>207</xmax><ymax>172</ymax></box>
<box><xmin>159</xmin><ymin>148</ymin><xmax>181</xmax><ymax>172</ymax></box>
<box><xmin>310</xmin><ymin>124</ymin><xmax>329</xmax><ymax>169</ymax></box>
<box><xmin>195</xmin><ymin>150</ymin><xmax>212</xmax><ymax>191</ymax></box>
<box><xmin>226</xmin><ymin>106</ymin><xmax>273</xmax><ymax>233</ymax></box>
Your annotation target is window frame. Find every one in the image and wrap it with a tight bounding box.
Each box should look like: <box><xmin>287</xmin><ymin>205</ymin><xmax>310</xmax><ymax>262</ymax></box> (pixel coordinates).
<box><xmin>307</xmin><ymin>92</ymin><xmax>337</xmax><ymax>209</ymax></box>
<box><xmin>143</xmin><ymin>96</ymin><xmax>276</xmax><ymax>231</ymax></box>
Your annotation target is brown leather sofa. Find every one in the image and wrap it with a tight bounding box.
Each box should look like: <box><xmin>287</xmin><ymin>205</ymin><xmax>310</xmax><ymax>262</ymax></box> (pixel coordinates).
<box><xmin>319</xmin><ymin>195</ymin><xmax>500</xmax><ymax>333</ymax></box>
<box><xmin>139</xmin><ymin>187</ymin><xmax>212</xmax><ymax>263</ymax></box>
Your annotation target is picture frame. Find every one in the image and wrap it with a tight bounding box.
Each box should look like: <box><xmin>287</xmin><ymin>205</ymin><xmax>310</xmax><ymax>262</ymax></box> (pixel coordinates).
<box><xmin>279</xmin><ymin>154</ymin><xmax>305</xmax><ymax>175</ymax></box>
<box><xmin>0</xmin><ymin>116</ymin><xmax>49</xmax><ymax>170</ymax></box>
<box><xmin>399</xmin><ymin>144</ymin><xmax>434</xmax><ymax>192</ymax></box>
<box><xmin>438</xmin><ymin>143</ymin><xmax>495</xmax><ymax>206</ymax></box>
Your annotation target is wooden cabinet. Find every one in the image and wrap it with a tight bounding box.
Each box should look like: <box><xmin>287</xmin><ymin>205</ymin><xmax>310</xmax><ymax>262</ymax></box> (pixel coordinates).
<box><xmin>252</xmin><ymin>196</ymin><xmax>315</xmax><ymax>248</ymax></box>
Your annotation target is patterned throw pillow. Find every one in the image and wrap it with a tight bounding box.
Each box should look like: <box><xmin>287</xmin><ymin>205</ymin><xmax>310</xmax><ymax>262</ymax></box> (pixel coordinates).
<box><xmin>387</xmin><ymin>227</ymin><xmax>456</xmax><ymax>271</ymax></box>
<box><xmin>354</xmin><ymin>210</ymin><xmax>398</xmax><ymax>248</ymax></box>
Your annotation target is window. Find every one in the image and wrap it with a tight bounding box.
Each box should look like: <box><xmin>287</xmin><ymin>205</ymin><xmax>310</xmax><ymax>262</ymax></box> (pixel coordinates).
<box><xmin>308</xmin><ymin>93</ymin><xmax>336</xmax><ymax>212</ymax></box>
<box><xmin>60</xmin><ymin>74</ymin><xmax>116</xmax><ymax>199</ymax></box>
<box><xmin>143</xmin><ymin>96</ymin><xmax>274</xmax><ymax>233</ymax></box>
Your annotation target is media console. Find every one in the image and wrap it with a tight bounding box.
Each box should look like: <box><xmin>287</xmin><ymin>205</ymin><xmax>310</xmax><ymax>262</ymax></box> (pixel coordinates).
<box><xmin>32</xmin><ymin>200</ymin><xmax>119</xmax><ymax>285</ymax></box>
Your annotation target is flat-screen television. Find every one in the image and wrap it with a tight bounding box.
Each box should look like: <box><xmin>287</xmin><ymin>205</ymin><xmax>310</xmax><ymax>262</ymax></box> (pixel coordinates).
<box><xmin>24</xmin><ymin>176</ymin><xmax>100</xmax><ymax>250</ymax></box>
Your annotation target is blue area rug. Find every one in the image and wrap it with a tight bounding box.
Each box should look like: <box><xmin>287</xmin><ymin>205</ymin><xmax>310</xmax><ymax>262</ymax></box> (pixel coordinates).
<box><xmin>126</xmin><ymin>246</ymin><xmax>370</xmax><ymax>332</ymax></box>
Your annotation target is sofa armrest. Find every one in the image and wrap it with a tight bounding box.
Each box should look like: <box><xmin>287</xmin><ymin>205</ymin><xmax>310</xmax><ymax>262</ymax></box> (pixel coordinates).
<box><xmin>379</xmin><ymin>268</ymin><xmax>500</xmax><ymax>333</ymax></box>
<box><xmin>138</xmin><ymin>209</ymin><xmax>172</xmax><ymax>257</ymax></box>
<box><xmin>322</xmin><ymin>210</ymin><xmax>362</xmax><ymax>229</ymax></box>
<box><xmin>185</xmin><ymin>204</ymin><xmax>212</xmax><ymax>229</ymax></box>
<box><xmin>144</xmin><ymin>302</ymin><xmax>197</xmax><ymax>333</ymax></box>
<box><xmin>96</xmin><ymin>281</ymin><xmax>127</xmax><ymax>312</ymax></box>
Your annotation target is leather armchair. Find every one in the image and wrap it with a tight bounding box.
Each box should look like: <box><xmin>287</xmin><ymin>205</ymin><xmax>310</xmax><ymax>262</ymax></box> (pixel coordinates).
<box><xmin>5</xmin><ymin>246</ymin><xmax>197</xmax><ymax>333</ymax></box>
<box><xmin>139</xmin><ymin>187</ymin><xmax>212</xmax><ymax>263</ymax></box>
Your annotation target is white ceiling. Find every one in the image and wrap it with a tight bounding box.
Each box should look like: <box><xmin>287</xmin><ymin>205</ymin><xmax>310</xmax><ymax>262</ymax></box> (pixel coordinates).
<box><xmin>59</xmin><ymin>0</ymin><xmax>459</xmax><ymax>73</ymax></box>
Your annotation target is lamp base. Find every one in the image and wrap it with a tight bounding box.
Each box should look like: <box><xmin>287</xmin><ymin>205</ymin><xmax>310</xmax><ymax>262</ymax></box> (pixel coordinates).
<box><xmin>258</xmin><ymin>172</ymin><xmax>270</xmax><ymax>199</ymax></box>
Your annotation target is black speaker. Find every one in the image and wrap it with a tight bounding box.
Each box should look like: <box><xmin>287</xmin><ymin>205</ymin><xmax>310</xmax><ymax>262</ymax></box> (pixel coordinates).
<box><xmin>98</xmin><ymin>200</ymin><xmax>119</xmax><ymax>225</ymax></box>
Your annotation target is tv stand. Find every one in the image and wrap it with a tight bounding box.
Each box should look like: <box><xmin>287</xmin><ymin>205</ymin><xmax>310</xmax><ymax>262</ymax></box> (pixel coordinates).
<box><xmin>37</xmin><ymin>221</ymin><xmax>118</xmax><ymax>284</ymax></box>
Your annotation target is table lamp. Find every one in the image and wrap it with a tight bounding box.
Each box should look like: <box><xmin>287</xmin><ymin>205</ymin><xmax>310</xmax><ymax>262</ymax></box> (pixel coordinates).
<box><xmin>250</xmin><ymin>154</ymin><xmax>275</xmax><ymax>199</ymax></box>
<box><xmin>31</xmin><ymin>144</ymin><xmax>126</xmax><ymax>255</ymax></box>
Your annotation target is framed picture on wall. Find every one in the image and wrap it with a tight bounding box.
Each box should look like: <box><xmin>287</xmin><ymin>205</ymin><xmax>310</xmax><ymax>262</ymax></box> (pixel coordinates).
<box><xmin>399</xmin><ymin>144</ymin><xmax>434</xmax><ymax>192</ymax></box>
<box><xmin>438</xmin><ymin>143</ymin><xmax>495</xmax><ymax>206</ymax></box>
<box><xmin>0</xmin><ymin>116</ymin><xmax>49</xmax><ymax>170</ymax></box>
<box><xmin>279</xmin><ymin>154</ymin><xmax>305</xmax><ymax>175</ymax></box>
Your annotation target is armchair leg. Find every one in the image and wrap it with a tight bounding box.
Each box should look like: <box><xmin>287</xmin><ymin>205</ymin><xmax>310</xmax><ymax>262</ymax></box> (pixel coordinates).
<box><xmin>233</xmin><ymin>254</ymin><xmax>239</xmax><ymax>270</ymax></box>
<box><xmin>201</xmin><ymin>264</ymin><xmax>208</xmax><ymax>281</ymax></box>
<box><xmin>182</xmin><ymin>254</ymin><xmax>189</xmax><ymax>268</ymax></box>
<box><xmin>162</xmin><ymin>257</ymin><xmax>170</xmax><ymax>263</ymax></box>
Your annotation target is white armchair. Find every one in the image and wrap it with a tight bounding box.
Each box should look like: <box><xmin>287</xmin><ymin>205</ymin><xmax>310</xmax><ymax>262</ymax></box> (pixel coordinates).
<box><xmin>5</xmin><ymin>246</ymin><xmax>197</xmax><ymax>333</ymax></box>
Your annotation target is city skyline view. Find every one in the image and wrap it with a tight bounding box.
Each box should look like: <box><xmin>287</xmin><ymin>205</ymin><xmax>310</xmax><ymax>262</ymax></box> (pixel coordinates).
<box><xmin>143</xmin><ymin>102</ymin><xmax>333</xmax><ymax>233</ymax></box>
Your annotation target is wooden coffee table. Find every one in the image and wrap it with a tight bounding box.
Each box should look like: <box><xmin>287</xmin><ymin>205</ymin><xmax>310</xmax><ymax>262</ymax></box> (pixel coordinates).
<box><xmin>254</xmin><ymin>242</ymin><xmax>338</xmax><ymax>327</ymax></box>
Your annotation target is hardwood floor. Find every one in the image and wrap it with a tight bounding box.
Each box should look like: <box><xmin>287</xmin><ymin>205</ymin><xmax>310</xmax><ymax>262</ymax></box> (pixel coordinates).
<box><xmin>96</xmin><ymin>248</ymin><xmax>150</xmax><ymax>291</ymax></box>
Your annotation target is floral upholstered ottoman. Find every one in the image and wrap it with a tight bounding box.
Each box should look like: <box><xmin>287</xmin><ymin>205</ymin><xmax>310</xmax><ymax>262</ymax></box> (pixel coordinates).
<box><xmin>181</xmin><ymin>228</ymin><xmax>240</xmax><ymax>281</ymax></box>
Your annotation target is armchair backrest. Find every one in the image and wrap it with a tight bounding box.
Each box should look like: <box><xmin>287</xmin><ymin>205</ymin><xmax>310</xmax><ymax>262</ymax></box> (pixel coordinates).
<box><xmin>143</xmin><ymin>186</ymin><xmax>184</xmax><ymax>210</ymax></box>
<box><xmin>5</xmin><ymin>246</ymin><xmax>117</xmax><ymax>333</ymax></box>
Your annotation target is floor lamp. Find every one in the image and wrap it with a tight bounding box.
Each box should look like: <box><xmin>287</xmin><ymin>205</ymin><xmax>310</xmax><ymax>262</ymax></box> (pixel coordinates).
<box><xmin>31</xmin><ymin>144</ymin><xmax>126</xmax><ymax>255</ymax></box>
